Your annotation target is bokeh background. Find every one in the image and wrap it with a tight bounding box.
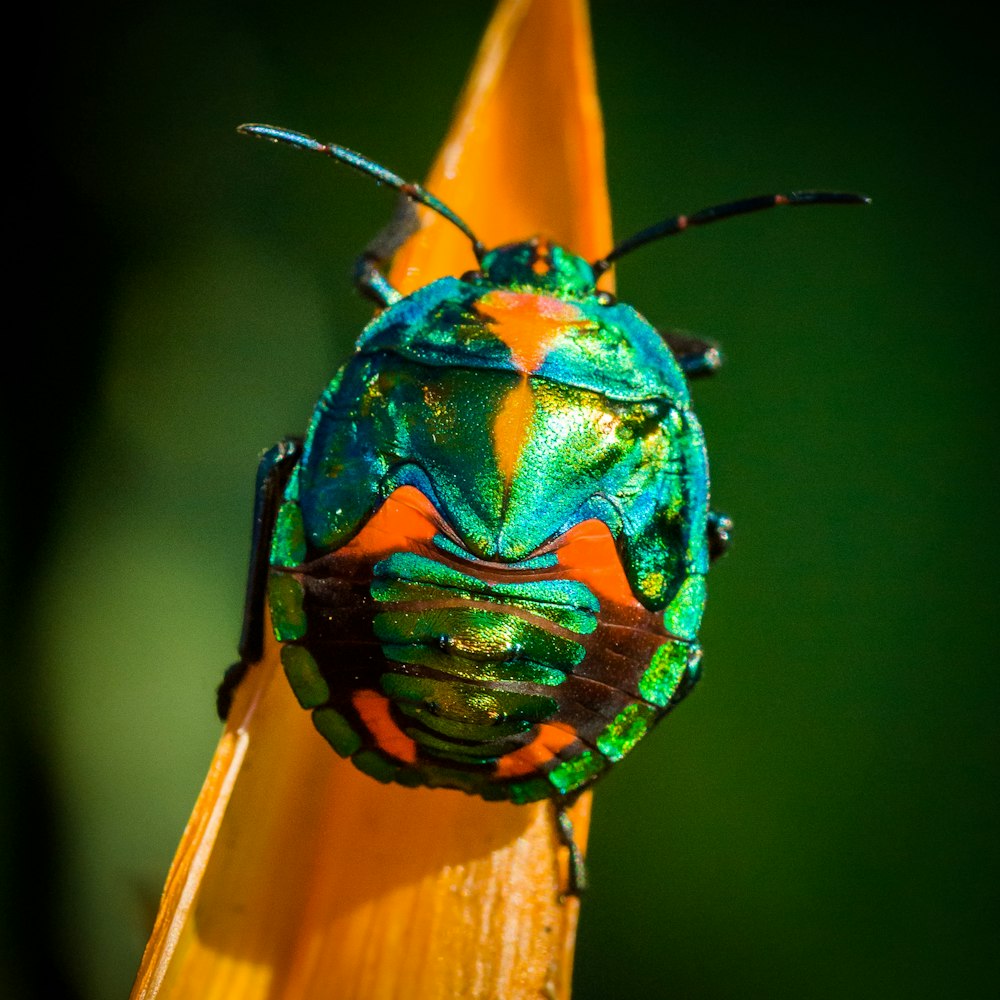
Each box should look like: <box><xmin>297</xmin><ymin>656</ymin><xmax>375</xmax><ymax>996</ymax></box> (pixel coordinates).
<box><xmin>7</xmin><ymin>1</ymin><xmax>996</xmax><ymax>997</ymax></box>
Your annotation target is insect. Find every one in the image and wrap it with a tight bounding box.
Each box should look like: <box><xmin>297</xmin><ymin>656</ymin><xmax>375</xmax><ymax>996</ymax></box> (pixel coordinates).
<box><xmin>219</xmin><ymin>122</ymin><xmax>867</xmax><ymax>890</ymax></box>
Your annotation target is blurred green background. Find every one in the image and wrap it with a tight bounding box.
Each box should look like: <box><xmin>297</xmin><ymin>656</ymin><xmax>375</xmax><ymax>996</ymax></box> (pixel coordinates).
<box><xmin>7</xmin><ymin>1</ymin><xmax>996</xmax><ymax>997</ymax></box>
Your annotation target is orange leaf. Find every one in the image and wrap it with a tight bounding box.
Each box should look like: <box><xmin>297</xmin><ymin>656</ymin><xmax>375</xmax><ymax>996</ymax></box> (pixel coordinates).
<box><xmin>132</xmin><ymin>2</ymin><xmax>611</xmax><ymax>997</ymax></box>
<box><xmin>390</xmin><ymin>0</ymin><xmax>612</xmax><ymax>294</ymax></box>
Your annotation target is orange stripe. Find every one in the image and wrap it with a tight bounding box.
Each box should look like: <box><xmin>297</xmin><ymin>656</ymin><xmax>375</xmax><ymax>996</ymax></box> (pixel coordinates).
<box><xmin>476</xmin><ymin>288</ymin><xmax>586</xmax><ymax>372</ymax></box>
<box><xmin>553</xmin><ymin>518</ymin><xmax>642</xmax><ymax>607</ymax></box>
<box><xmin>493</xmin><ymin>722</ymin><xmax>579</xmax><ymax>778</ymax></box>
<box><xmin>352</xmin><ymin>690</ymin><xmax>418</xmax><ymax>764</ymax></box>
<box><xmin>335</xmin><ymin>485</ymin><xmax>440</xmax><ymax>562</ymax></box>
<box><xmin>338</xmin><ymin>488</ymin><xmax>641</xmax><ymax>611</ymax></box>
<box><xmin>477</xmin><ymin>290</ymin><xmax>593</xmax><ymax>494</ymax></box>
<box><xmin>493</xmin><ymin>376</ymin><xmax>534</xmax><ymax>485</ymax></box>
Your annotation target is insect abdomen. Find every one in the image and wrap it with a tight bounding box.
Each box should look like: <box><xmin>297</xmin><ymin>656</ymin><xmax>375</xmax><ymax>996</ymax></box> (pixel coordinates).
<box><xmin>271</xmin><ymin>484</ymin><xmax>701</xmax><ymax>802</ymax></box>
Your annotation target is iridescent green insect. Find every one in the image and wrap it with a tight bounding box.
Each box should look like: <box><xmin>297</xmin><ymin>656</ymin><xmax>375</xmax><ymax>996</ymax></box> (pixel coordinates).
<box><xmin>219</xmin><ymin>123</ymin><xmax>867</xmax><ymax>890</ymax></box>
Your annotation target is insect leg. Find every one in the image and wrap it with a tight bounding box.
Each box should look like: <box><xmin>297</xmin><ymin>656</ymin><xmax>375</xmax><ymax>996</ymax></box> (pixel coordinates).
<box><xmin>707</xmin><ymin>509</ymin><xmax>733</xmax><ymax>562</ymax></box>
<box><xmin>555</xmin><ymin>801</ymin><xmax>588</xmax><ymax>898</ymax></box>
<box><xmin>660</xmin><ymin>329</ymin><xmax>723</xmax><ymax>379</ymax></box>
<box><xmin>659</xmin><ymin>332</ymin><xmax>730</xmax><ymax>558</ymax></box>
<box><xmin>353</xmin><ymin>196</ymin><xmax>422</xmax><ymax>307</ymax></box>
<box><xmin>217</xmin><ymin>437</ymin><xmax>303</xmax><ymax>720</ymax></box>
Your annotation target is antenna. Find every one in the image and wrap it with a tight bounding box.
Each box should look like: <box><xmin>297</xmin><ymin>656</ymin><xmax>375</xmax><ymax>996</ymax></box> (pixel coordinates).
<box><xmin>592</xmin><ymin>191</ymin><xmax>870</xmax><ymax>278</ymax></box>
<box><xmin>238</xmin><ymin>123</ymin><xmax>486</xmax><ymax>262</ymax></box>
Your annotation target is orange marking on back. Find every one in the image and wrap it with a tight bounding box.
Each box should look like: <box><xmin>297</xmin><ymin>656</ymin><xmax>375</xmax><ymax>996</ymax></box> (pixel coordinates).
<box><xmin>352</xmin><ymin>689</ymin><xmax>418</xmax><ymax>764</ymax></box>
<box><xmin>477</xmin><ymin>289</ymin><xmax>589</xmax><ymax>489</ymax></box>
<box><xmin>553</xmin><ymin>518</ymin><xmax>643</xmax><ymax>608</ymax></box>
<box><xmin>339</xmin><ymin>488</ymin><xmax>642</xmax><ymax>613</ymax></box>
<box><xmin>493</xmin><ymin>377</ymin><xmax>535</xmax><ymax>484</ymax></box>
<box><xmin>494</xmin><ymin>722</ymin><xmax>579</xmax><ymax>779</ymax></box>
<box><xmin>477</xmin><ymin>288</ymin><xmax>586</xmax><ymax>373</ymax></box>
<box><xmin>336</xmin><ymin>485</ymin><xmax>441</xmax><ymax>563</ymax></box>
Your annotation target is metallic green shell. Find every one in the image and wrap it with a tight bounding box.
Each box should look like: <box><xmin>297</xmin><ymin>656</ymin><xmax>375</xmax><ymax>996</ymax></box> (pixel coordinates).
<box><xmin>270</xmin><ymin>243</ymin><xmax>709</xmax><ymax>801</ymax></box>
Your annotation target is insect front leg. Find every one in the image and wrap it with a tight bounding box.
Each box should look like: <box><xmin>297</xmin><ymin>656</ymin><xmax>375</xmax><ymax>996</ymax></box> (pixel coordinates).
<box><xmin>352</xmin><ymin>196</ymin><xmax>422</xmax><ymax>307</ymax></box>
<box><xmin>217</xmin><ymin>437</ymin><xmax>303</xmax><ymax>720</ymax></box>
<box><xmin>660</xmin><ymin>329</ymin><xmax>723</xmax><ymax>380</ymax></box>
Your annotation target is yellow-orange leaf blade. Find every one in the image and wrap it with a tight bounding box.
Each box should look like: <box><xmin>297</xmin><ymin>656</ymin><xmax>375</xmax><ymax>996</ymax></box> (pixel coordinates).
<box><xmin>133</xmin><ymin>2</ymin><xmax>611</xmax><ymax>997</ymax></box>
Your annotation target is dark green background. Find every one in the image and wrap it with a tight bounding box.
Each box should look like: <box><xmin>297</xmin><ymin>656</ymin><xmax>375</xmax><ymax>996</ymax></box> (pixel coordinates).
<box><xmin>7</xmin><ymin>2</ymin><xmax>996</xmax><ymax>997</ymax></box>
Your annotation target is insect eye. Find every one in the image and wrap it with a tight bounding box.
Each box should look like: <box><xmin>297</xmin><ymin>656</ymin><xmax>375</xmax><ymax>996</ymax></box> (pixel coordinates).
<box><xmin>460</xmin><ymin>270</ymin><xmax>483</xmax><ymax>282</ymax></box>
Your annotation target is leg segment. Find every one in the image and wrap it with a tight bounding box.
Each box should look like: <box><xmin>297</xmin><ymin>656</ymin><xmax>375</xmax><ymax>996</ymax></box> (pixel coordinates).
<box><xmin>217</xmin><ymin>437</ymin><xmax>303</xmax><ymax>720</ymax></box>
<box><xmin>352</xmin><ymin>196</ymin><xmax>421</xmax><ymax>307</ymax></box>
<box><xmin>707</xmin><ymin>509</ymin><xmax>733</xmax><ymax>562</ymax></box>
<box><xmin>555</xmin><ymin>802</ymin><xmax>588</xmax><ymax>898</ymax></box>
<box><xmin>661</xmin><ymin>329</ymin><xmax>723</xmax><ymax>379</ymax></box>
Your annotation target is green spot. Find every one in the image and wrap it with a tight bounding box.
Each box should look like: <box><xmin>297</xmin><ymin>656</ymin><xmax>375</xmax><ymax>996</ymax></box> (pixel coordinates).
<box><xmin>352</xmin><ymin>750</ymin><xmax>399</xmax><ymax>784</ymax></box>
<box><xmin>271</xmin><ymin>500</ymin><xmax>306</xmax><ymax>567</ymax></box>
<box><xmin>269</xmin><ymin>572</ymin><xmax>306</xmax><ymax>641</ymax></box>
<box><xmin>311</xmin><ymin>706</ymin><xmax>361</xmax><ymax>757</ymax></box>
<box><xmin>411</xmin><ymin>762</ymin><xmax>492</xmax><ymax>796</ymax></box>
<box><xmin>662</xmin><ymin>575</ymin><xmax>706</xmax><ymax>640</ymax></box>
<box><xmin>507</xmin><ymin>777</ymin><xmax>552</xmax><ymax>804</ymax></box>
<box><xmin>596</xmin><ymin>703</ymin><xmax>656</xmax><ymax>762</ymax></box>
<box><xmin>639</xmin><ymin>640</ymin><xmax>697</xmax><ymax>707</ymax></box>
<box><xmin>476</xmin><ymin>781</ymin><xmax>511</xmax><ymax>802</ymax></box>
<box><xmin>391</xmin><ymin>768</ymin><xmax>425</xmax><ymax>789</ymax></box>
<box><xmin>548</xmin><ymin>751</ymin><xmax>606</xmax><ymax>795</ymax></box>
<box><xmin>281</xmin><ymin>644</ymin><xmax>328</xmax><ymax>707</ymax></box>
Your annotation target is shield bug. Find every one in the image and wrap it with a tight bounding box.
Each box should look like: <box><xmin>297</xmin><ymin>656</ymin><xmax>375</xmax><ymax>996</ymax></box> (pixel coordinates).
<box><xmin>219</xmin><ymin>123</ymin><xmax>868</xmax><ymax>890</ymax></box>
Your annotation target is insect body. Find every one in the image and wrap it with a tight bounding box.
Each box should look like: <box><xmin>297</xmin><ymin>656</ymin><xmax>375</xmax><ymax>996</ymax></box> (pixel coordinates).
<box><xmin>221</xmin><ymin>124</ymin><xmax>866</xmax><ymax>838</ymax></box>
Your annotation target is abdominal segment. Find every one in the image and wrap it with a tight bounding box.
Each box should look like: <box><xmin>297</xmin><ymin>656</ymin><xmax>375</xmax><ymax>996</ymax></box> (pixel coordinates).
<box><xmin>269</xmin><ymin>486</ymin><xmax>700</xmax><ymax>802</ymax></box>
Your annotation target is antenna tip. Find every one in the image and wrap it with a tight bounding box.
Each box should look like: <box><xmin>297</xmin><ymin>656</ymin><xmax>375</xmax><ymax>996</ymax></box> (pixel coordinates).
<box><xmin>236</xmin><ymin>122</ymin><xmax>267</xmax><ymax>137</ymax></box>
<box><xmin>236</xmin><ymin>123</ymin><xmax>326</xmax><ymax>153</ymax></box>
<box><xmin>834</xmin><ymin>192</ymin><xmax>872</xmax><ymax>206</ymax></box>
<box><xmin>785</xmin><ymin>190</ymin><xmax>873</xmax><ymax>209</ymax></box>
